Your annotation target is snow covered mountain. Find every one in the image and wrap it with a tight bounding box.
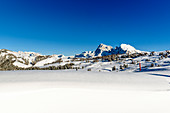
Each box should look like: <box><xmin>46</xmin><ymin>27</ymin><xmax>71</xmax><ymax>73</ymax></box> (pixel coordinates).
<box><xmin>75</xmin><ymin>43</ymin><xmax>141</xmax><ymax>58</ymax></box>
<box><xmin>113</xmin><ymin>44</ymin><xmax>141</xmax><ymax>54</ymax></box>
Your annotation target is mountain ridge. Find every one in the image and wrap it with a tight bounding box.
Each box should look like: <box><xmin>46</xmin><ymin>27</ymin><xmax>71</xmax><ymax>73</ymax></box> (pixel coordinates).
<box><xmin>75</xmin><ymin>43</ymin><xmax>141</xmax><ymax>58</ymax></box>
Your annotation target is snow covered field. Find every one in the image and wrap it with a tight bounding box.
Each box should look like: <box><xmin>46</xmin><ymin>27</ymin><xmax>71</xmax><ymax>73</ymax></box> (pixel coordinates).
<box><xmin>0</xmin><ymin>70</ymin><xmax>170</xmax><ymax>113</ymax></box>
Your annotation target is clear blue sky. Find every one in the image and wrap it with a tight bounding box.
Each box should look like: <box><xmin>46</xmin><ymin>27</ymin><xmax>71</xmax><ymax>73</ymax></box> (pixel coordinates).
<box><xmin>0</xmin><ymin>0</ymin><xmax>170</xmax><ymax>55</ymax></box>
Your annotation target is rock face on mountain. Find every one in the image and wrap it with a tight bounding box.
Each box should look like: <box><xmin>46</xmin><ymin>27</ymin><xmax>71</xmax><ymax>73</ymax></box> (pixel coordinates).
<box><xmin>75</xmin><ymin>43</ymin><xmax>141</xmax><ymax>58</ymax></box>
<box><xmin>94</xmin><ymin>43</ymin><xmax>113</xmax><ymax>56</ymax></box>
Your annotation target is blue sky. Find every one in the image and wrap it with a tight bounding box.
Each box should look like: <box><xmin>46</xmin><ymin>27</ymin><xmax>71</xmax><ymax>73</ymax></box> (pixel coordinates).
<box><xmin>0</xmin><ymin>0</ymin><xmax>170</xmax><ymax>55</ymax></box>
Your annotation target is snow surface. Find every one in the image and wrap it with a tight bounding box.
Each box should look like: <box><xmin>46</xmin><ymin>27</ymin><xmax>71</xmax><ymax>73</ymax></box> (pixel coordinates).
<box><xmin>0</xmin><ymin>70</ymin><xmax>170</xmax><ymax>113</ymax></box>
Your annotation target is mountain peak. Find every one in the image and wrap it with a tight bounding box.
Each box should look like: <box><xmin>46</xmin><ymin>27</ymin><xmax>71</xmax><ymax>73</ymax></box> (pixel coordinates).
<box><xmin>113</xmin><ymin>44</ymin><xmax>141</xmax><ymax>54</ymax></box>
<box><xmin>95</xmin><ymin>43</ymin><xmax>113</xmax><ymax>56</ymax></box>
<box><xmin>96</xmin><ymin>43</ymin><xmax>113</xmax><ymax>50</ymax></box>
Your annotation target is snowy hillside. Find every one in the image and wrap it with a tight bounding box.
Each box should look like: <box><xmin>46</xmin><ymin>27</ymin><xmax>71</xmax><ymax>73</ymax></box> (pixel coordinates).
<box><xmin>0</xmin><ymin>49</ymin><xmax>72</xmax><ymax>69</ymax></box>
<box><xmin>0</xmin><ymin>49</ymin><xmax>41</xmax><ymax>68</ymax></box>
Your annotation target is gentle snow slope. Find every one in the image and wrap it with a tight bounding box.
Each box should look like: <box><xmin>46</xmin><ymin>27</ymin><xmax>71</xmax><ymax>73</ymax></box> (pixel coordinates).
<box><xmin>0</xmin><ymin>70</ymin><xmax>170</xmax><ymax>113</ymax></box>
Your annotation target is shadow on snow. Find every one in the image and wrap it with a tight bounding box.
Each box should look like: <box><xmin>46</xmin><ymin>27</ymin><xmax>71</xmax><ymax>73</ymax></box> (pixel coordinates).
<box><xmin>149</xmin><ymin>73</ymin><xmax>170</xmax><ymax>78</ymax></box>
<box><xmin>134</xmin><ymin>68</ymin><xmax>169</xmax><ymax>72</ymax></box>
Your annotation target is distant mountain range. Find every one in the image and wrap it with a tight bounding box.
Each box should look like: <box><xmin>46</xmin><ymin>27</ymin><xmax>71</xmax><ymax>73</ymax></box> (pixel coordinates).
<box><xmin>1</xmin><ymin>43</ymin><xmax>169</xmax><ymax>71</ymax></box>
